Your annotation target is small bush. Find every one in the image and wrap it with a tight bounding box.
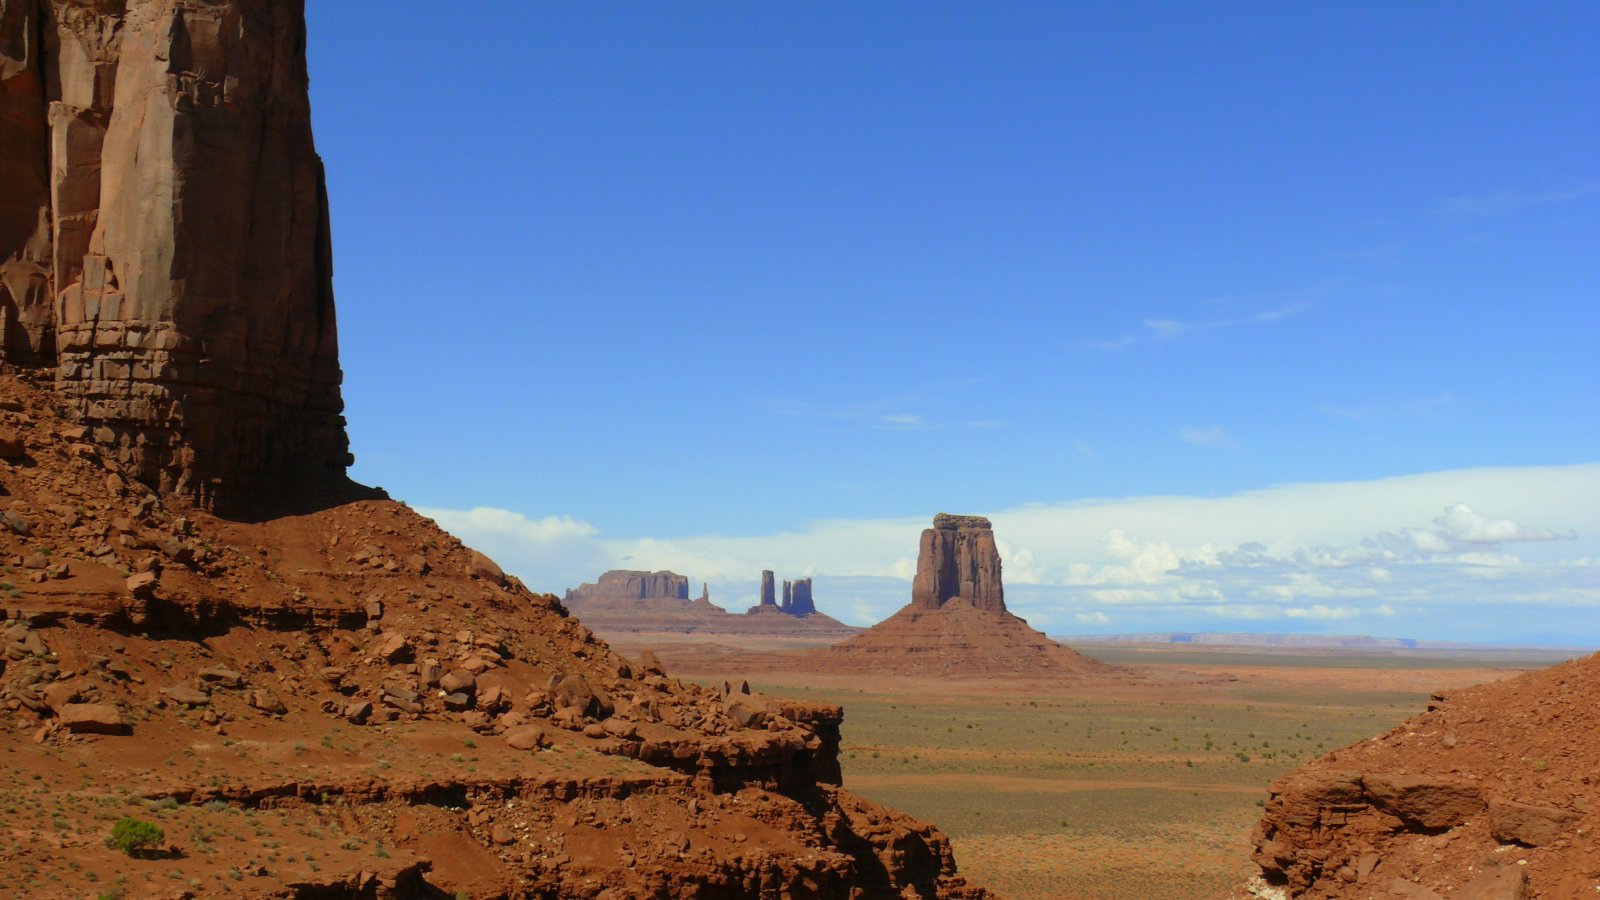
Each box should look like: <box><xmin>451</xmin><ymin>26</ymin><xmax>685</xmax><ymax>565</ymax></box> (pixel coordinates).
<box><xmin>108</xmin><ymin>818</ymin><xmax>165</xmax><ymax>857</ymax></box>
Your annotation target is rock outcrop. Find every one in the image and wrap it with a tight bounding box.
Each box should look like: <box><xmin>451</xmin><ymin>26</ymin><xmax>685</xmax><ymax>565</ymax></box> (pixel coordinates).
<box><xmin>564</xmin><ymin>569</ymin><xmax>690</xmax><ymax>605</ymax></box>
<box><xmin>912</xmin><ymin>514</ymin><xmax>1006</xmax><ymax>613</ymax></box>
<box><xmin>1247</xmin><ymin>651</ymin><xmax>1600</xmax><ymax>898</ymax></box>
<box><xmin>819</xmin><ymin>513</ymin><xmax>1115</xmax><ymax>678</ymax></box>
<box><xmin>759</xmin><ymin>569</ymin><xmax>776</xmax><ymax>607</ymax></box>
<box><xmin>784</xmin><ymin>577</ymin><xmax>816</xmax><ymax>616</ymax></box>
<box><xmin>0</xmin><ymin>0</ymin><xmax>351</xmax><ymax>512</ymax></box>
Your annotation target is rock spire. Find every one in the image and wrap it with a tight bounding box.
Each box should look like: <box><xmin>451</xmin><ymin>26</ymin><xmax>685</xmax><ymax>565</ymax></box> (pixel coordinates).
<box><xmin>0</xmin><ymin>0</ymin><xmax>351</xmax><ymax>512</ymax></box>
<box><xmin>911</xmin><ymin>514</ymin><xmax>1006</xmax><ymax>613</ymax></box>
<box><xmin>819</xmin><ymin>513</ymin><xmax>1113</xmax><ymax>677</ymax></box>
<box><xmin>759</xmin><ymin>570</ymin><xmax>776</xmax><ymax>607</ymax></box>
<box><xmin>784</xmin><ymin>577</ymin><xmax>816</xmax><ymax>616</ymax></box>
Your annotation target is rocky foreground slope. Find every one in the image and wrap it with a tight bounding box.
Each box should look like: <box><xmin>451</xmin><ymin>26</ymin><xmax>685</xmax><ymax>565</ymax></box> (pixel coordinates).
<box><xmin>0</xmin><ymin>0</ymin><xmax>987</xmax><ymax>894</ymax></box>
<box><xmin>1248</xmin><ymin>651</ymin><xmax>1600</xmax><ymax>898</ymax></box>
<box><xmin>0</xmin><ymin>371</ymin><xmax>985</xmax><ymax>898</ymax></box>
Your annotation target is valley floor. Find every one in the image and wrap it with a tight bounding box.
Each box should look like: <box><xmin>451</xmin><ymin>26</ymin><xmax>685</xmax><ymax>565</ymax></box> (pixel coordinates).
<box><xmin>630</xmin><ymin>640</ymin><xmax>1578</xmax><ymax>899</ymax></box>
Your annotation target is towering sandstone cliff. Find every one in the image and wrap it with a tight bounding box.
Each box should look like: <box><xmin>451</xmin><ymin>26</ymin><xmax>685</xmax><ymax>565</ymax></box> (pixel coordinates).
<box><xmin>0</xmin><ymin>0</ymin><xmax>349</xmax><ymax>511</ymax></box>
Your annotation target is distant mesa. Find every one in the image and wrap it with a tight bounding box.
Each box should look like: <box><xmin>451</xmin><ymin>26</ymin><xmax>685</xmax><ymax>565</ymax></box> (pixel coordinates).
<box><xmin>563</xmin><ymin>568</ymin><xmax>857</xmax><ymax>640</ymax></box>
<box><xmin>822</xmin><ymin>514</ymin><xmax>1115</xmax><ymax>677</ymax></box>
<box><xmin>564</xmin><ymin>569</ymin><xmax>701</xmax><ymax>605</ymax></box>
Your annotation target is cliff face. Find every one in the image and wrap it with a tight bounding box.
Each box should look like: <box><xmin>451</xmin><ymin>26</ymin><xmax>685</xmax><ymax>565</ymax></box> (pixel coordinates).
<box><xmin>564</xmin><ymin>569</ymin><xmax>690</xmax><ymax>604</ymax></box>
<box><xmin>0</xmin><ymin>0</ymin><xmax>349</xmax><ymax>511</ymax></box>
<box><xmin>911</xmin><ymin>513</ymin><xmax>1006</xmax><ymax>613</ymax></box>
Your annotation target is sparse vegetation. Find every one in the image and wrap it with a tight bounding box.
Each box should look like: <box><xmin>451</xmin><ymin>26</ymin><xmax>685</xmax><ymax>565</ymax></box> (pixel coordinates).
<box><xmin>108</xmin><ymin>818</ymin><xmax>165</xmax><ymax>857</ymax></box>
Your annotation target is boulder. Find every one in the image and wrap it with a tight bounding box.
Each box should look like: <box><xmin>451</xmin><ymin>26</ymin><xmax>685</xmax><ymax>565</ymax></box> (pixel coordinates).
<box><xmin>466</xmin><ymin>551</ymin><xmax>505</xmax><ymax>586</ymax></box>
<box><xmin>477</xmin><ymin>684</ymin><xmax>508</xmax><ymax>713</ymax></box>
<box><xmin>549</xmin><ymin>673</ymin><xmax>613</xmax><ymax>719</ymax></box>
<box><xmin>57</xmin><ymin>703</ymin><xmax>127</xmax><ymax>735</ymax></box>
<box><xmin>42</xmin><ymin>682</ymin><xmax>80</xmax><ymax>710</ymax></box>
<box><xmin>639</xmin><ymin>649</ymin><xmax>666</xmax><ymax>677</ymax></box>
<box><xmin>1363</xmin><ymin>772</ymin><xmax>1484</xmax><ymax>830</ymax></box>
<box><xmin>196</xmin><ymin>668</ymin><xmax>244</xmax><ymax>688</ymax></box>
<box><xmin>248</xmin><ymin>689</ymin><xmax>288</xmax><ymax>716</ymax></box>
<box><xmin>342</xmin><ymin>700</ymin><xmax>372</xmax><ymax>725</ymax></box>
<box><xmin>725</xmin><ymin>695</ymin><xmax>769</xmax><ymax>729</ymax></box>
<box><xmin>1456</xmin><ymin>867</ymin><xmax>1528</xmax><ymax>900</ymax></box>
<box><xmin>0</xmin><ymin>429</ymin><xmax>24</xmax><ymax>458</ymax></box>
<box><xmin>125</xmin><ymin>572</ymin><xmax>158</xmax><ymax>598</ymax></box>
<box><xmin>162</xmin><ymin>686</ymin><xmax>210</xmax><ymax>708</ymax></box>
<box><xmin>376</xmin><ymin>634</ymin><xmax>412</xmax><ymax>663</ymax></box>
<box><xmin>439</xmin><ymin>670</ymin><xmax>476</xmax><ymax>695</ymax></box>
<box><xmin>504</xmin><ymin>725</ymin><xmax>549</xmax><ymax>751</ymax></box>
<box><xmin>1488</xmin><ymin>797</ymin><xmax>1574</xmax><ymax>847</ymax></box>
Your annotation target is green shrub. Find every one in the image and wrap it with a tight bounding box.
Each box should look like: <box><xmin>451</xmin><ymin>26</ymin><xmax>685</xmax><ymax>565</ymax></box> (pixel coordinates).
<box><xmin>108</xmin><ymin>817</ymin><xmax>164</xmax><ymax>856</ymax></box>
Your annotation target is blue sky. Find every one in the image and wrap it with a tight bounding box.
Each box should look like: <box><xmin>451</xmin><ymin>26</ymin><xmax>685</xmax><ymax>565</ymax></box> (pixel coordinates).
<box><xmin>304</xmin><ymin>3</ymin><xmax>1599</xmax><ymax>642</ymax></box>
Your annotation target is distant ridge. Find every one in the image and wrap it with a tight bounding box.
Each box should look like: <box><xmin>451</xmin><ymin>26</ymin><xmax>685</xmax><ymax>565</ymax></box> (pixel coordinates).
<box><xmin>1057</xmin><ymin>632</ymin><xmax>1597</xmax><ymax>652</ymax></box>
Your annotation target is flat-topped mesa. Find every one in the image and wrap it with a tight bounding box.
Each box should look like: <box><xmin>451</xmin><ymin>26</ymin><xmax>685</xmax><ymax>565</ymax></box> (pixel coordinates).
<box><xmin>564</xmin><ymin>569</ymin><xmax>689</xmax><ymax>604</ymax></box>
<box><xmin>0</xmin><ymin>0</ymin><xmax>351</xmax><ymax>512</ymax></box>
<box><xmin>912</xmin><ymin>513</ymin><xmax>1006</xmax><ymax>613</ymax></box>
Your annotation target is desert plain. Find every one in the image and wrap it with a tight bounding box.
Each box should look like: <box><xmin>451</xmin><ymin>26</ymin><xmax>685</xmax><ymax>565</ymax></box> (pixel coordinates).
<box><xmin>614</xmin><ymin>635</ymin><xmax>1580</xmax><ymax>898</ymax></box>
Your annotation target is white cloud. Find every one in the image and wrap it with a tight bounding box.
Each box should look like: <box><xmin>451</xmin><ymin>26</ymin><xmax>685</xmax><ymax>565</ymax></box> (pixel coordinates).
<box><xmin>1084</xmin><ymin>292</ymin><xmax>1318</xmax><ymax>351</ymax></box>
<box><xmin>1145</xmin><ymin>300</ymin><xmax>1311</xmax><ymax>341</ymax></box>
<box><xmin>1318</xmin><ymin>392</ymin><xmax>1457</xmax><ymax>423</ymax></box>
<box><xmin>1178</xmin><ymin>425</ymin><xmax>1237</xmax><ymax>450</ymax></box>
<box><xmin>1283</xmin><ymin>605</ymin><xmax>1363</xmax><ymax>621</ymax></box>
<box><xmin>880</xmin><ymin>413</ymin><xmax>925</xmax><ymax>428</ymax></box>
<box><xmin>1434</xmin><ymin>502</ymin><xmax>1563</xmax><ymax>543</ymax></box>
<box><xmin>1075</xmin><ymin>611</ymin><xmax>1111</xmax><ymax>625</ymax></box>
<box><xmin>418</xmin><ymin>507</ymin><xmax>596</xmax><ymax>543</ymax></box>
<box><xmin>1437</xmin><ymin>178</ymin><xmax>1600</xmax><ymax>218</ymax></box>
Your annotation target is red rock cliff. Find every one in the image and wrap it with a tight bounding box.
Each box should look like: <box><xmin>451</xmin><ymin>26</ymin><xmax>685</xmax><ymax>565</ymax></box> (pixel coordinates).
<box><xmin>0</xmin><ymin>0</ymin><xmax>349</xmax><ymax>511</ymax></box>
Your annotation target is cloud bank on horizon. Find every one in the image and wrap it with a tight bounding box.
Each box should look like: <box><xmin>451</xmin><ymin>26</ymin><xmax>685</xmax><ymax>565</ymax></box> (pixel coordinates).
<box><xmin>418</xmin><ymin>462</ymin><xmax>1600</xmax><ymax>646</ymax></box>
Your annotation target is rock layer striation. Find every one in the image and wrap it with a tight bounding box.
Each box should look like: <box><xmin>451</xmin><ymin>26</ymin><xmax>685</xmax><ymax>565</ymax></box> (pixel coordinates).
<box><xmin>1</xmin><ymin>0</ymin><xmax>350</xmax><ymax>512</ymax></box>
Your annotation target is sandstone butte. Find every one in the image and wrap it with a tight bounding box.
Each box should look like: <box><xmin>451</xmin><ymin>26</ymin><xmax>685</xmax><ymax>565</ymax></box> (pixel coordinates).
<box><xmin>818</xmin><ymin>514</ymin><xmax>1117</xmax><ymax>678</ymax></box>
<box><xmin>0</xmin><ymin>2</ymin><xmax>985</xmax><ymax>897</ymax></box>
<box><xmin>564</xmin><ymin>568</ymin><xmax>860</xmax><ymax>641</ymax></box>
<box><xmin>1240</xmin><ymin>650</ymin><xmax>1600</xmax><ymax>899</ymax></box>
